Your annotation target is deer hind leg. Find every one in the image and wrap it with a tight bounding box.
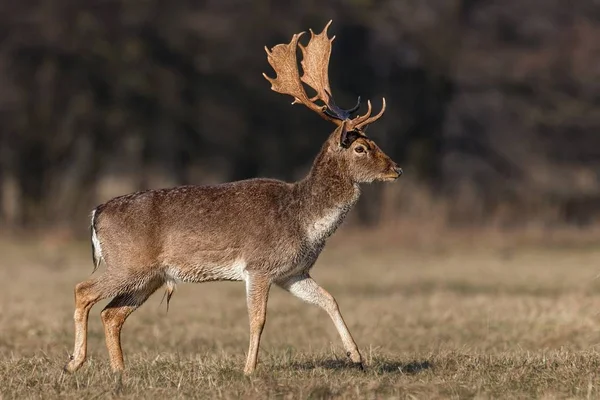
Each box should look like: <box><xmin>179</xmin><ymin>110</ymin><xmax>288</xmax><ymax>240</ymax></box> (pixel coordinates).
<box><xmin>243</xmin><ymin>274</ymin><xmax>271</xmax><ymax>375</ymax></box>
<box><xmin>276</xmin><ymin>274</ymin><xmax>364</xmax><ymax>368</ymax></box>
<box><xmin>100</xmin><ymin>280</ymin><xmax>162</xmax><ymax>373</ymax></box>
<box><xmin>64</xmin><ymin>277</ymin><xmax>111</xmax><ymax>373</ymax></box>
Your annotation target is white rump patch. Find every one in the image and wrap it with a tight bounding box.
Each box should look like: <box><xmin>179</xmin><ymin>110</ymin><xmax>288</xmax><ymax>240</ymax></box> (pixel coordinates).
<box><xmin>91</xmin><ymin>209</ymin><xmax>103</xmax><ymax>265</ymax></box>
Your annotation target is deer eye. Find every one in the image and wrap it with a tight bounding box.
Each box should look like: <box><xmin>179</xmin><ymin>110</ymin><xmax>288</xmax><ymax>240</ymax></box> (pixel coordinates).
<box><xmin>354</xmin><ymin>146</ymin><xmax>366</xmax><ymax>154</ymax></box>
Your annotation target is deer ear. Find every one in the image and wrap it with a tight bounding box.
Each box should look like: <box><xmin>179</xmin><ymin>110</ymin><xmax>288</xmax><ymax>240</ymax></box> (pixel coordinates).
<box><xmin>339</xmin><ymin>122</ymin><xmax>350</xmax><ymax>148</ymax></box>
<box><xmin>339</xmin><ymin>122</ymin><xmax>361</xmax><ymax>148</ymax></box>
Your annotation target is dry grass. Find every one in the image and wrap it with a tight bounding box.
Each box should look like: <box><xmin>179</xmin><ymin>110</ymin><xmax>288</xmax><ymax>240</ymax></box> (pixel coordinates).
<box><xmin>1</xmin><ymin>230</ymin><xmax>600</xmax><ymax>399</ymax></box>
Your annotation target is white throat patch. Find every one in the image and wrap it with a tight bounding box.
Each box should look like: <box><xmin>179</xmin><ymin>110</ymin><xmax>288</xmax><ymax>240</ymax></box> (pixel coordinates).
<box><xmin>304</xmin><ymin>184</ymin><xmax>360</xmax><ymax>245</ymax></box>
<box><xmin>306</xmin><ymin>208</ymin><xmax>345</xmax><ymax>244</ymax></box>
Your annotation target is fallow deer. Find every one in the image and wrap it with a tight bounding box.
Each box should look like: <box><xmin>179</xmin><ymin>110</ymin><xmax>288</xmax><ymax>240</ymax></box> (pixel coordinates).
<box><xmin>64</xmin><ymin>20</ymin><xmax>402</xmax><ymax>376</ymax></box>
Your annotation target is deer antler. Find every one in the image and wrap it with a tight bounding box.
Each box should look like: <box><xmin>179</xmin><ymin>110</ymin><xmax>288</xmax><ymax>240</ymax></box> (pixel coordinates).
<box><xmin>299</xmin><ymin>21</ymin><xmax>334</xmax><ymax>105</ymax></box>
<box><xmin>263</xmin><ymin>31</ymin><xmax>340</xmax><ymax>124</ymax></box>
<box><xmin>348</xmin><ymin>98</ymin><xmax>387</xmax><ymax>131</ymax></box>
<box><xmin>263</xmin><ymin>20</ymin><xmax>385</xmax><ymax>131</ymax></box>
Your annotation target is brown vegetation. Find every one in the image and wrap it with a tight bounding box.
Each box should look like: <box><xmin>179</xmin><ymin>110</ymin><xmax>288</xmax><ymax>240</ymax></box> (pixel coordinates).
<box><xmin>1</xmin><ymin>230</ymin><xmax>600</xmax><ymax>398</ymax></box>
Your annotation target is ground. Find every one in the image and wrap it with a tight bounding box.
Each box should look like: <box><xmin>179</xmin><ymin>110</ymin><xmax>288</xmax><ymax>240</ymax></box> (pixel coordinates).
<box><xmin>1</xmin><ymin>228</ymin><xmax>600</xmax><ymax>399</ymax></box>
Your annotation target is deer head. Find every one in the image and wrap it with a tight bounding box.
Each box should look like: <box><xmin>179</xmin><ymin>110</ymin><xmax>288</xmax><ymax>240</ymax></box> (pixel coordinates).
<box><xmin>263</xmin><ymin>20</ymin><xmax>402</xmax><ymax>183</ymax></box>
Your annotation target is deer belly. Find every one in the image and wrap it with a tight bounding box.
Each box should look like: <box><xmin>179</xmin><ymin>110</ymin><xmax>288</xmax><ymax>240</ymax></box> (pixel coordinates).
<box><xmin>164</xmin><ymin>258</ymin><xmax>248</xmax><ymax>283</ymax></box>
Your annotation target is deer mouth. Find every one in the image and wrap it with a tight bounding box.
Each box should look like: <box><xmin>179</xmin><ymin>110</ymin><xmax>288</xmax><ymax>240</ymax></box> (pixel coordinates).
<box><xmin>381</xmin><ymin>173</ymin><xmax>401</xmax><ymax>182</ymax></box>
<box><xmin>381</xmin><ymin>166</ymin><xmax>402</xmax><ymax>181</ymax></box>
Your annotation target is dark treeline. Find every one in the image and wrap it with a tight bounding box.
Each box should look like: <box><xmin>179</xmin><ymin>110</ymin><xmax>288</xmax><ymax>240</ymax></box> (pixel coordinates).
<box><xmin>1</xmin><ymin>0</ymin><xmax>599</xmax><ymax>232</ymax></box>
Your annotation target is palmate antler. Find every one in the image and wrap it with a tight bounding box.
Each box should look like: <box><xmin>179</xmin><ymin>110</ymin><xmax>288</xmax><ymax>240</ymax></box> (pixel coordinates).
<box><xmin>263</xmin><ymin>20</ymin><xmax>386</xmax><ymax>132</ymax></box>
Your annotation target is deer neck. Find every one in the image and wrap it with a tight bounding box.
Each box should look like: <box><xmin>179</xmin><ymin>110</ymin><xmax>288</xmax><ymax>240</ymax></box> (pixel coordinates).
<box><xmin>296</xmin><ymin>145</ymin><xmax>360</xmax><ymax>244</ymax></box>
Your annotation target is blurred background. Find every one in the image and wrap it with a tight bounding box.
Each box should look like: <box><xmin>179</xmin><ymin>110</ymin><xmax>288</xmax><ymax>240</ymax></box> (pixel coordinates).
<box><xmin>0</xmin><ymin>0</ymin><xmax>599</xmax><ymax>236</ymax></box>
<box><xmin>1</xmin><ymin>4</ymin><xmax>600</xmax><ymax>397</ymax></box>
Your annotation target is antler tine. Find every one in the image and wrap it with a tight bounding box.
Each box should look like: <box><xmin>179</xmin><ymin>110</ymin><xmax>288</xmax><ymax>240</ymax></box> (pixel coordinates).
<box><xmin>350</xmin><ymin>100</ymin><xmax>373</xmax><ymax>127</ymax></box>
<box><xmin>351</xmin><ymin>98</ymin><xmax>387</xmax><ymax>131</ymax></box>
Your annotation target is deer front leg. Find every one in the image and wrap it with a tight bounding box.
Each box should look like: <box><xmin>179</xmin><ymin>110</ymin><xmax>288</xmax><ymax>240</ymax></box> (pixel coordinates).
<box><xmin>243</xmin><ymin>274</ymin><xmax>271</xmax><ymax>375</ymax></box>
<box><xmin>276</xmin><ymin>274</ymin><xmax>363</xmax><ymax>368</ymax></box>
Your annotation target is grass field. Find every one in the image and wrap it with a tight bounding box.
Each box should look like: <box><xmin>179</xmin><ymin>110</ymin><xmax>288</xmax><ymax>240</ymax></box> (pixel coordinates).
<box><xmin>1</xmin><ymin>228</ymin><xmax>600</xmax><ymax>399</ymax></box>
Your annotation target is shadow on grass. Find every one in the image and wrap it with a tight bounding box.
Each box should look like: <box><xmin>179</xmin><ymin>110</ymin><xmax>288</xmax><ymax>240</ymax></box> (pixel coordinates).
<box><xmin>372</xmin><ymin>359</ymin><xmax>432</xmax><ymax>374</ymax></box>
<box><xmin>289</xmin><ymin>359</ymin><xmax>432</xmax><ymax>375</ymax></box>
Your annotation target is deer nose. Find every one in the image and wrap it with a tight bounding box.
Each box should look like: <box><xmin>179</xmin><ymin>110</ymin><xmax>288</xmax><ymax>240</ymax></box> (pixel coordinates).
<box><xmin>392</xmin><ymin>164</ymin><xmax>403</xmax><ymax>176</ymax></box>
